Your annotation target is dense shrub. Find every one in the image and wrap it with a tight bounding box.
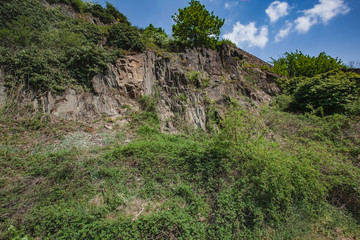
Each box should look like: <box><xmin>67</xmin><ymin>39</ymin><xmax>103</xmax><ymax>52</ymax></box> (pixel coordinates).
<box><xmin>271</xmin><ymin>51</ymin><xmax>345</xmax><ymax>78</ymax></box>
<box><xmin>65</xmin><ymin>45</ymin><xmax>108</xmax><ymax>87</ymax></box>
<box><xmin>142</xmin><ymin>24</ymin><xmax>170</xmax><ymax>50</ymax></box>
<box><xmin>0</xmin><ymin>0</ymin><xmax>56</xmax><ymax>30</ymax></box>
<box><xmin>0</xmin><ymin>16</ymin><xmax>35</xmax><ymax>48</ymax></box>
<box><xmin>291</xmin><ymin>70</ymin><xmax>360</xmax><ymax>115</ymax></box>
<box><xmin>84</xmin><ymin>2</ymin><xmax>129</xmax><ymax>25</ymax></box>
<box><xmin>55</xmin><ymin>19</ymin><xmax>104</xmax><ymax>45</ymax></box>
<box><xmin>0</xmin><ymin>0</ymin><xmax>127</xmax><ymax>94</ymax></box>
<box><xmin>2</xmin><ymin>41</ymin><xmax>110</xmax><ymax>93</ymax></box>
<box><xmin>44</xmin><ymin>0</ymin><xmax>129</xmax><ymax>25</ymax></box>
<box><xmin>3</xmin><ymin>48</ymin><xmax>67</xmax><ymax>92</ymax></box>
<box><xmin>272</xmin><ymin>51</ymin><xmax>360</xmax><ymax>115</ymax></box>
<box><xmin>85</xmin><ymin>3</ymin><xmax>114</xmax><ymax>24</ymax></box>
<box><xmin>104</xmin><ymin>2</ymin><xmax>129</xmax><ymax>24</ymax></box>
<box><xmin>46</xmin><ymin>0</ymin><xmax>86</xmax><ymax>13</ymax></box>
<box><xmin>107</xmin><ymin>23</ymin><xmax>145</xmax><ymax>52</ymax></box>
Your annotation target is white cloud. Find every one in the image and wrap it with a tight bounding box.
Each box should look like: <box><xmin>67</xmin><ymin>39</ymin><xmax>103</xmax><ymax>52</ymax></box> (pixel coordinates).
<box><xmin>295</xmin><ymin>0</ymin><xmax>350</xmax><ymax>33</ymax></box>
<box><xmin>224</xmin><ymin>1</ymin><xmax>238</xmax><ymax>9</ymax></box>
<box><xmin>223</xmin><ymin>22</ymin><xmax>269</xmax><ymax>48</ymax></box>
<box><xmin>265</xmin><ymin>1</ymin><xmax>290</xmax><ymax>23</ymax></box>
<box><xmin>306</xmin><ymin>0</ymin><xmax>350</xmax><ymax>23</ymax></box>
<box><xmin>275</xmin><ymin>22</ymin><xmax>293</xmax><ymax>42</ymax></box>
<box><xmin>294</xmin><ymin>16</ymin><xmax>316</xmax><ymax>33</ymax></box>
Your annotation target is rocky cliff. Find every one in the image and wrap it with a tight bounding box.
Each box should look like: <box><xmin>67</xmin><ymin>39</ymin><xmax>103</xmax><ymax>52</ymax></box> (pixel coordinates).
<box><xmin>1</xmin><ymin>44</ymin><xmax>280</xmax><ymax>131</ymax></box>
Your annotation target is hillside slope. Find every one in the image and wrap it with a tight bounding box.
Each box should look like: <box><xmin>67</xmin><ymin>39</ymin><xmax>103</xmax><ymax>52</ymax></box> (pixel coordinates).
<box><xmin>0</xmin><ymin>0</ymin><xmax>360</xmax><ymax>239</ymax></box>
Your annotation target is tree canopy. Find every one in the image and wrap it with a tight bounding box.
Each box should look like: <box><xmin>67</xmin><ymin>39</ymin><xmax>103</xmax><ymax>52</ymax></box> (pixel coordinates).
<box><xmin>172</xmin><ymin>0</ymin><xmax>225</xmax><ymax>48</ymax></box>
<box><xmin>271</xmin><ymin>50</ymin><xmax>345</xmax><ymax>78</ymax></box>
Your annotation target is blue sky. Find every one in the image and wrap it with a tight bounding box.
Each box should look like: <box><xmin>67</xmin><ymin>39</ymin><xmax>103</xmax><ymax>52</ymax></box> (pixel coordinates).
<box><xmin>90</xmin><ymin>0</ymin><xmax>360</xmax><ymax>65</ymax></box>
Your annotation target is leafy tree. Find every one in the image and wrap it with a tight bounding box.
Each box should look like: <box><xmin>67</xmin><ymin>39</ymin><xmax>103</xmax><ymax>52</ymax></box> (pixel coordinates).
<box><xmin>271</xmin><ymin>51</ymin><xmax>345</xmax><ymax>78</ymax></box>
<box><xmin>172</xmin><ymin>0</ymin><xmax>225</xmax><ymax>48</ymax></box>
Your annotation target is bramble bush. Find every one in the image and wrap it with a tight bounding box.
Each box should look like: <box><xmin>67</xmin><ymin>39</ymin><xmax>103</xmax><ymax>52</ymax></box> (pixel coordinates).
<box><xmin>2</xmin><ymin>42</ymin><xmax>111</xmax><ymax>93</ymax></box>
<box><xmin>3</xmin><ymin>48</ymin><xmax>68</xmax><ymax>93</ymax></box>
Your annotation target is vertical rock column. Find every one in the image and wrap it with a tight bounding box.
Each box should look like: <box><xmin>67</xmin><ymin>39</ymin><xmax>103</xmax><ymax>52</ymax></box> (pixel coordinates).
<box><xmin>0</xmin><ymin>69</ymin><xmax>6</xmax><ymax>109</ymax></box>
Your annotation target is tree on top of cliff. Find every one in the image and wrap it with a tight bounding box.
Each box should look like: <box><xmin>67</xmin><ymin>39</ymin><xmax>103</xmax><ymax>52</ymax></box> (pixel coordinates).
<box><xmin>172</xmin><ymin>0</ymin><xmax>225</xmax><ymax>49</ymax></box>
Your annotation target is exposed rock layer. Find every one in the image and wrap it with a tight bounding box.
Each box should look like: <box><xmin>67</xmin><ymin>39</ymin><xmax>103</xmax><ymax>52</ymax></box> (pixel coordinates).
<box><xmin>1</xmin><ymin>45</ymin><xmax>280</xmax><ymax>130</ymax></box>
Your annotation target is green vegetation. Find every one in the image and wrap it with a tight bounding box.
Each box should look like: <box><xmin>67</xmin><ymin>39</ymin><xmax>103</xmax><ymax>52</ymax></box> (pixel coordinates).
<box><xmin>0</xmin><ymin>0</ymin><xmax>117</xmax><ymax>93</ymax></box>
<box><xmin>218</xmin><ymin>38</ymin><xmax>237</xmax><ymax>47</ymax></box>
<box><xmin>271</xmin><ymin>50</ymin><xmax>345</xmax><ymax>78</ymax></box>
<box><xmin>186</xmin><ymin>70</ymin><xmax>210</xmax><ymax>88</ymax></box>
<box><xmin>107</xmin><ymin>23</ymin><xmax>145</xmax><ymax>52</ymax></box>
<box><xmin>46</xmin><ymin>0</ymin><xmax>86</xmax><ymax>13</ymax></box>
<box><xmin>46</xmin><ymin>0</ymin><xmax>129</xmax><ymax>24</ymax></box>
<box><xmin>1</xmin><ymin>102</ymin><xmax>359</xmax><ymax>239</ymax></box>
<box><xmin>142</xmin><ymin>24</ymin><xmax>170</xmax><ymax>50</ymax></box>
<box><xmin>291</xmin><ymin>70</ymin><xmax>360</xmax><ymax>115</ymax></box>
<box><xmin>0</xmin><ymin>0</ymin><xmax>230</xmax><ymax>95</ymax></box>
<box><xmin>272</xmin><ymin>51</ymin><xmax>360</xmax><ymax>116</ymax></box>
<box><xmin>1</xmin><ymin>0</ymin><xmax>360</xmax><ymax>239</ymax></box>
<box><xmin>172</xmin><ymin>0</ymin><xmax>225</xmax><ymax>48</ymax></box>
<box><xmin>0</xmin><ymin>0</ymin><xmax>163</xmax><ymax>94</ymax></box>
<box><xmin>85</xmin><ymin>2</ymin><xmax>129</xmax><ymax>24</ymax></box>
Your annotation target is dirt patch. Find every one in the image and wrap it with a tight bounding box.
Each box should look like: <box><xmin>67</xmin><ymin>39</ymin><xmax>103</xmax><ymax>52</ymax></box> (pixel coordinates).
<box><xmin>117</xmin><ymin>197</ymin><xmax>162</xmax><ymax>220</ymax></box>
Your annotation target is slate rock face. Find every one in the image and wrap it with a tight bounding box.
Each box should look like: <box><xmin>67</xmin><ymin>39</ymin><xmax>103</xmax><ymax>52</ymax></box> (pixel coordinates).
<box><xmin>1</xmin><ymin>45</ymin><xmax>280</xmax><ymax>131</ymax></box>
